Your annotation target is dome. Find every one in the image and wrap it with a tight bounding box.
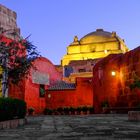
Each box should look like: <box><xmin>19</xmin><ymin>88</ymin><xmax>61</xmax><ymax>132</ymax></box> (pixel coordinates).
<box><xmin>80</xmin><ymin>29</ymin><xmax>118</xmax><ymax>44</ymax></box>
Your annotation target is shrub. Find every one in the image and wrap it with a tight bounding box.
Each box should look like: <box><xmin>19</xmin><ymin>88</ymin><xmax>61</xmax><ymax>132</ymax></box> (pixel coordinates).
<box><xmin>76</xmin><ymin>107</ymin><xmax>82</xmax><ymax>114</ymax></box>
<box><xmin>0</xmin><ymin>97</ymin><xmax>26</xmax><ymax>121</ymax></box>
<box><xmin>43</xmin><ymin>108</ymin><xmax>53</xmax><ymax>115</ymax></box>
<box><xmin>43</xmin><ymin>106</ymin><xmax>95</xmax><ymax>115</ymax></box>
<box><xmin>13</xmin><ymin>98</ymin><xmax>26</xmax><ymax>118</ymax></box>
<box><xmin>82</xmin><ymin>106</ymin><xmax>88</xmax><ymax>112</ymax></box>
<box><xmin>88</xmin><ymin>106</ymin><xmax>94</xmax><ymax>114</ymax></box>
<box><xmin>130</xmin><ymin>80</ymin><xmax>140</xmax><ymax>90</ymax></box>
<box><xmin>28</xmin><ymin>107</ymin><xmax>35</xmax><ymax>115</ymax></box>
<box><xmin>69</xmin><ymin>107</ymin><xmax>74</xmax><ymax>112</ymax></box>
<box><xmin>101</xmin><ymin>100</ymin><xmax>109</xmax><ymax>108</ymax></box>
<box><xmin>57</xmin><ymin>107</ymin><xmax>64</xmax><ymax>113</ymax></box>
<box><xmin>63</xmin><ymin>107</ymin><xmax>69</xmax><ymax>115</ymax></box>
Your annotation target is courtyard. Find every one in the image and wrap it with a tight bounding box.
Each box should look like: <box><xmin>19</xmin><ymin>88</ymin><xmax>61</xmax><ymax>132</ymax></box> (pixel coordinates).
<box><xmin>0</xmin><ymin>114</ymin><xmax>140</xmax><ymax>140</ymax></box>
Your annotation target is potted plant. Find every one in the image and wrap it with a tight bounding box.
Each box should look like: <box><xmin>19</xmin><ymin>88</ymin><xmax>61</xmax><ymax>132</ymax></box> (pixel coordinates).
<box><xmin>88</xmin><ymin>106</ymin><xmax>94</xmax><ymax>114</ymax></box>
<box><xmin>101</xmin><ymin>100</ymin><xmax>109</xmax><ymax>113</ymax></box>
<box><xmin>82</xmin><ymin>106</ymin><xmax>88</xmax><ymax>115</ymax></box>
<box><xmin>28</xmin><ymin>107</ymin><xmax>35</xmax><ymax>115</ymax></box>
<box><xmin>71</xmin><ymin>107</ymin><xmax>76</xmax><ymax>115</ymax></box>
<box><xmin>57</xmin><ymin>107</ymin><xmax>64</xmax><ymax>115</ymax></box>
<box><xmin>76</xmin><ymin>107</ymin><xmax>82</xmax><ymax>115</ymax></box>
<box><xmin>43</xmin><ymin>108</ymin><xmax>53</xmax><ymax>115</ymax></box>
<box><xmin>63</xmin><ymin>107</ymin><xmax>69</xmax><ymax>115</ymax></box>
<box><xmin>69</xmin><ymin>107</ymin><xmax>74</xmax><ymax>115</ymax></box>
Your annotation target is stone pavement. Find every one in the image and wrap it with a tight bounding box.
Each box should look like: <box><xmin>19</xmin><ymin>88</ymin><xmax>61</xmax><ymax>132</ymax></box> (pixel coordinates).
<box><xmin>0</xmin><ymin>114</ymin><xmax>140</xmax><ymax>140</ymax></box>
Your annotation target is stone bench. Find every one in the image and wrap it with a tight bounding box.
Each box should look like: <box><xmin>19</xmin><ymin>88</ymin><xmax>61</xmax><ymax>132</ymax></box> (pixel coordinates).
<box><xmin>103</xmin><ymin>107</ymin><xmax>140</xmax><ymax>114</ymax></box>
<box><xmin>128</xmin><ymin>111</ymin><xmax>140</xmax><ymax>121</ymax></box>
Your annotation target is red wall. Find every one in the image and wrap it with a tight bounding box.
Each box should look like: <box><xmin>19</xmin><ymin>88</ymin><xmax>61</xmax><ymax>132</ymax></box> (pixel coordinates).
<box><xmin>9</xmin><ymin>57</ymin><xmax>62</xmax><ymax>114</ymax></box>
<box><xmin>9</xmin><ymin>80</ymin><xmax>25</xmax><ymax>100</ymax></box>
<box><xmin>93</xmin><ymin>47</ymin><xmax>140</xmax><ymax>113</ymax></box>
<box><xmin>46</xmin><ymin>77</ymin><xmax>93</xmax><ymax>109</ymax></box>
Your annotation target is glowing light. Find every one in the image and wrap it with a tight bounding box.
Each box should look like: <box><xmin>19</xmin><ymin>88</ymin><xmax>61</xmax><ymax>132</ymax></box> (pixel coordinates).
<box><xmin>111</xmin><ymin>71</ymin><xmax>116</xmax><ymax>76</ymax></box>
<box><xmin>104</xmin><ymin>50</ymin><xmax>108</xmax><ymax>54</ymax></box>
<box><xmin>48</xmin><ymin>94</ymin><xmax>51</xmax><ymax>98</ymax></box>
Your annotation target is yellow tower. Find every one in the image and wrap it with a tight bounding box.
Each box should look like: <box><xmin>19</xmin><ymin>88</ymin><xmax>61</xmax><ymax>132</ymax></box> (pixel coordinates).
<box><xmin>61</xmin><ymin>29</ymin><xmax>129</xmax><ymax>66</ymax></box>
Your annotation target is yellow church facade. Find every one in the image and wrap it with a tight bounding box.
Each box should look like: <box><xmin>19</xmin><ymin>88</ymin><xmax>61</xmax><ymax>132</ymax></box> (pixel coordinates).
<box><xmin>61</xmin><ymin>29</ymin><xmax>129</xmax><ymax>66</ymax></box>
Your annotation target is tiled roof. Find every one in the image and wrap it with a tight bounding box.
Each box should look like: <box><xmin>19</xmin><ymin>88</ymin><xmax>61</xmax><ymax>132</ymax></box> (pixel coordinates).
<box><xmin>48</xmin><ymin>81</ymin><xmax>76</xmax><ymax>90</ymax></box>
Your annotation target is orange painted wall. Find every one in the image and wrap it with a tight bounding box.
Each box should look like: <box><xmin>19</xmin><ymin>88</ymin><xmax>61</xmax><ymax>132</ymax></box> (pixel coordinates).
<box><xmin>93</xmin><ymin>47</ymin><xmax>140</xmax><ymax>113</ymax></box>
<box><xmin>9</xmin><ymin>80</ymin><xmax>25</xmax><ymax>100</ymax></box>
<box><xmin>24</xmin><ymin>57</ymin><xmax>62</xmax><ymax>114</ymax></box>
<box><xmin>9</xmin><ymin>57</ymin><xmax>62</xmax><ymax>114</ymax></box>
<box><xmin>46</xmin><ymin>77</ymin><xmax>93</xmax><ymax>109</ymax></box>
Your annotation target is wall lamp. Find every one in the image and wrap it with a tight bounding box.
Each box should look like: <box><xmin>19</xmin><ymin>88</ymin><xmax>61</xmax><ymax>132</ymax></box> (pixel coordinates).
<box><xmin>111</xmin><ymin>71</ymin><xmax>116</xmax><ymax>76</ymax></box>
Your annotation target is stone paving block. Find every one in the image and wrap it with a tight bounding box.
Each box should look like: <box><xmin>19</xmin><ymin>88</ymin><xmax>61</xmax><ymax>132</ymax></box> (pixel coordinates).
<box><xmin>0</xmin><ymin>115</ymin><xmax>140</xmax><ymax>139</ymax></box>
<box><xmin>56</xmin><ymin>126</ymin><xmax>72</xmax><ymax>132</ymax></box>
<box><xmin>62</xmin><ymin>132</ymin><xmax>83</xmax><ymax>137</ymax></box>
<box><xmin>113</xmin><ymin>130</ymin><xmax>140</xmax><ymax>138</ymax></box>
<box><xmin>80</xmin><ymin>136</ymin><xmax>112</xmax><ymax>140</ymax></box>
<box><xmin>41</xmin><ymin>125</ymin><xmax>55</xmax><ymax>132</ymax></box>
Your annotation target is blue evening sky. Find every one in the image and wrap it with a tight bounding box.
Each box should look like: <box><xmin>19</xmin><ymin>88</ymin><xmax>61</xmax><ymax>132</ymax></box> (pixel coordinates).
<box><xmin>1</xmin><ymin>0</ymin><xmax>140</xmax><ymax>64</ymax></box>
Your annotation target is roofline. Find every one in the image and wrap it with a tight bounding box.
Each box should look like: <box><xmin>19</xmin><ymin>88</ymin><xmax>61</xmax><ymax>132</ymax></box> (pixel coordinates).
<box><xmin>47</xmin><ymin>88</ymin><xmax>76</xmax><ymax>91</ymax></box>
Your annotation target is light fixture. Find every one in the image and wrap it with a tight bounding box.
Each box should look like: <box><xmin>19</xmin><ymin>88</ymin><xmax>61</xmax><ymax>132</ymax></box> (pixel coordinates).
<box><xmin>111</xmin><ymin>71</ymin><xmax>116</xmax><ymax>76</ymax></box>
<box><xmin>104</xmin><ymin>50</ymin><xmax>108</xmax><ymax>54</ymax></box>
<box><xmin>48</xmin><ymin>94</ymin><xmax>51</xmax><ymax>98</ymax></box>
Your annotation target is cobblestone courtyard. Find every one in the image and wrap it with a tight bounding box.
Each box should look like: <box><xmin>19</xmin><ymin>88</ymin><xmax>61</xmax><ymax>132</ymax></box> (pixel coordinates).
<box><xmin>0</xmin><ymin>114</ymin><xmax>140</xmax><ymax>140</ymax></box>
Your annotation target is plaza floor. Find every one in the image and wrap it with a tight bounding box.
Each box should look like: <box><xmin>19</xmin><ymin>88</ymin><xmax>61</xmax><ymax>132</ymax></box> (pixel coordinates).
<box><xmin>0</xmin><ymin>114</ymin><xmax>140</xmax><ymax>140</ymax></box>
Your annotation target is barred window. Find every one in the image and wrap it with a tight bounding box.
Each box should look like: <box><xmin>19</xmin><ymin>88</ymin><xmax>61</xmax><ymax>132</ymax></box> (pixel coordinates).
<box><xmin>39</xmin><ymin>84</ymin><xmax>45</xmax><ymax>97</ymax></box>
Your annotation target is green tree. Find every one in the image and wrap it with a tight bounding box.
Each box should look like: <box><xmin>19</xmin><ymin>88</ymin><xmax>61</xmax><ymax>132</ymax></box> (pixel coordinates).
<box><xmin>129</xmin><ymin>72</ymin><xmax>140</xmax><ymax>90</ymax></box>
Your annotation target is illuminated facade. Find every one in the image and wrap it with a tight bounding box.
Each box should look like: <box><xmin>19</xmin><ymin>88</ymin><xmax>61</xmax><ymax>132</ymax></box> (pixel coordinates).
<box><xmin>93</xmin><ymin>47</ymin><xmax>140</xmax><ymax>113</ymax></box>
<box><xmin>63</xmin><ymin>59</ymin><xmax>100</xmax><ymax>83</ymax></box>
<box><xmin>61</xmin><ymin>29</ymin><xmax>129</xmax><ymax>66</ymax></box>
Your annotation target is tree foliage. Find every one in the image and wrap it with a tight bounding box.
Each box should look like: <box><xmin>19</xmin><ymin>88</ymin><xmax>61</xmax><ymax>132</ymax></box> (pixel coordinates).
<box><xmin>129</xmin><ymin>72</ymin><xmax>140</xmax><ymax>90</ymax></box>
<box><xmin>130</xmin><ymin>79</ymin><xmax>140</xmax><ymax>90</ymax></box>
<box><xmin>0</xmin><ymin>36</ymin><xmax>40</xmax><ymax>84</ymax></box>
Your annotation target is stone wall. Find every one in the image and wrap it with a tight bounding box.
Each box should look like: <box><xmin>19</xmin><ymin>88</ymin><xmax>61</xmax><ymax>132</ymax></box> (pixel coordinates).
<box><xmin>0</xmin><ymin>4</ymin><xmax>20</xmax><ymax>40</ymax></box>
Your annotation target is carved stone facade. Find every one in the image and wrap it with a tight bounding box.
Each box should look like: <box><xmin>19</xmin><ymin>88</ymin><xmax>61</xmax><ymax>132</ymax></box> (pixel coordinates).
<box><xmin>0</xmin><ymin>4</ymin><xmax>20</xmax><ymax>40</ymax></box>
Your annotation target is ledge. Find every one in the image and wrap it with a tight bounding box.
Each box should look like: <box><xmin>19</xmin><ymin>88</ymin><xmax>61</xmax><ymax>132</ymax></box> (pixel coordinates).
<box><xmin>128</xmin><ymin>111</ymin><xmax>140</xmax><ymax>121</ymax></box>
<box><xmin>0</xmin><ymin>118</ymin><xmax>27</xmax><ymax>129</ymax></box>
